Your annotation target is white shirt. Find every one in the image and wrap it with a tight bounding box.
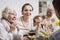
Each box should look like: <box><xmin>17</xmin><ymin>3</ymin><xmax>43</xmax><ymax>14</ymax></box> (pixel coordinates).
<box><xmin>0</xmin><ymin>23</ymin><xmax>10</xmax><ymax>40</ymax></box>
<box><xmin>1</xmin><ymin>19</ymin><xmax>19</xmax><ymax>40</ymax></box>
<box><xmin>1</xmin><ymin>19</ymin><xmax>10</xmax><ymax>32</ymax></box>
<box><xmin>17</xmin><ymin>16</ymin><xmax>33</xmax><ymax>39</ymax></box>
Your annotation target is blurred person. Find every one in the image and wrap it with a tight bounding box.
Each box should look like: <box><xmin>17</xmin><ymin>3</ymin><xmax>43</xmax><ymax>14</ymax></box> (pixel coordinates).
<box><xmin>33</xmin><ymin>15</ymin><xmax>43</xmax><ymax>33</ymax></box>
<box><xmin>33</xmin><ymin>15</ymin><xmax>47</xmax><ymax>36</ymax></box>
<box><xmin>33</xmin><ymin>15</ymin><xmax>51</xmax><ymax>40</ymax></box>
<box><xmin>1</xmin><ymin>7</ymin><xmax>20</xmax><ymax>40</ymax></box>
<box><xmin>17</xmin><ymin>3</ymin><xmax>33</xmax><ymax>40</ymax></box>
<box><xmin>48</xmin><ymin>0</ymin><xmax>60</xmax><ymax>40</ymax></box>
<box><xmin>44</xmin><ymin>8</ymin><xmax>55</xmax><ymax>32</ymax></box>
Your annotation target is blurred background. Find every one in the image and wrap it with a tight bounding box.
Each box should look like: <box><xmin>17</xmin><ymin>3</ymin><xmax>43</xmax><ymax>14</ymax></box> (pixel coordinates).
<box><xmin>0</xmin><ymin>0</ymin><xmax>52</xmax><ymax>19</ymax></box>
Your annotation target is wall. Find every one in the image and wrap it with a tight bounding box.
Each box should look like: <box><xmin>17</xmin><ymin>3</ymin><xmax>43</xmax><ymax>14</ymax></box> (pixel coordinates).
<box><xmin>0</xmin><ymin>0</ymin><xmax>39</xmax><ymax>19</ymax></box>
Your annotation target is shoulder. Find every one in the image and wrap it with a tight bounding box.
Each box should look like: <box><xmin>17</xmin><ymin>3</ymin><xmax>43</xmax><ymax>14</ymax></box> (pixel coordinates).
<box><xmin>16</xmin><ymin>17</ymin><xmax>23</xmax><ymax>26</ymax></box>
<box><xmin>1</xmin><ymin>19</ymin><xmax>10</xmax><ymax>26</ymax></box>
<box><xmin>0</xmin><ymin>23</ymin><xmax>7</xmax><ymax>33</ymax></box>
<box><xmin>0</xmin><ymin>23</ymin><xmax>3</xmax><ymax>28</ymax></box>
<box><xmin>1</xmin><ymin>19</ymin><xmax>8</xmax><ymax>24</ymax></box>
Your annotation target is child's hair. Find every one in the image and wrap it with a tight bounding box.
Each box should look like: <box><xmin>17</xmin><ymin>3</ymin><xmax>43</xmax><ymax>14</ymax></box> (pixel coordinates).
<box><xmin>33</xmin><ymin>15</ymin><xmax>40</xmax><ymax>26</ymax></box>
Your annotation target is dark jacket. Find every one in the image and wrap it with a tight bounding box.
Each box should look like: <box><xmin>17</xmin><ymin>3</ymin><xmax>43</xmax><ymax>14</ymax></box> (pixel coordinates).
<box><xmin>49</xmin><ymin>29</ymin><xmax>60</xmax><ymax>40</ymax></box>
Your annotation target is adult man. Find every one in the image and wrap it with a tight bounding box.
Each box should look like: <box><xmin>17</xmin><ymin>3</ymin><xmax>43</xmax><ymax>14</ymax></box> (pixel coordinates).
<box><xmin>49</xmin><ymin>0</ymin><xmax>60</xmax><ymax>40</ymax></box>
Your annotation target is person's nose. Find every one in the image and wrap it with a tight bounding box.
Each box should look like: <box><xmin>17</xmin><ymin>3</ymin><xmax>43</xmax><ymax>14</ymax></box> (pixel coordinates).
<box><xmin>27</xmin><ymin>10</ymin><xmax>30</xmax><ymax>13</ymax></box>
<box><xmin>13</xmin><ymin>15</ymin><xmax>16</xmax><ymax>19</ymax></box>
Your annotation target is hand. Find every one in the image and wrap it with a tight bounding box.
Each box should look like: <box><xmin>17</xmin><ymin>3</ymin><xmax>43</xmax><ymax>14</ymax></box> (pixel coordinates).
<box><xmin>10</xmin><ymin>23</ymin><xmax>16</xmax><ymax>32</ymax></box>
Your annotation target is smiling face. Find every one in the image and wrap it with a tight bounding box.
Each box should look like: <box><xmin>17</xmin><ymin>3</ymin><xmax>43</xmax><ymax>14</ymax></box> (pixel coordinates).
<box><xmin>8</xmin><ymin>10</ymin><xmax>17</xmax><ymax>23</ymax></box>
<box><xmin>22</xmin><ymin>5</ymin><xmax>33</xmax><ymax>17</ymax></box>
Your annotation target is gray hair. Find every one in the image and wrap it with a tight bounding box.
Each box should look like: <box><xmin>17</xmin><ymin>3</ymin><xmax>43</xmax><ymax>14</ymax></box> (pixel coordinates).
<box><xmin>2</xmin><ymin>7</ymin><xmax>16</xmax><ymax>19</ymax></box>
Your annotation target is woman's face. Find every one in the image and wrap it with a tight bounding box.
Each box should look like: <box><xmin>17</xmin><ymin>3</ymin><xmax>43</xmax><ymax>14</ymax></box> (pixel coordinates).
<box><xmin>22</xmin><ymin>5</ymin><xmax>33</xmax><ymax>17</ymax></box>
<box><xmin>8</xmin><ymin>10</ymin><xmax>17</xmax><ymax>23</ymax></box>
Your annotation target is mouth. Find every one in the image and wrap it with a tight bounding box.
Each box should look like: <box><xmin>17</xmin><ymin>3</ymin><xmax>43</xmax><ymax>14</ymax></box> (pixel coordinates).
<box><xmin>37</xmin><ymin>22</ymin><xmax>40</xmax><ymax>23</ymax></box>
<box><xmin>25</xmin><ymin>13</ymin><xmax>31</xmax><ymax>16</ymax></box>
<box><xmin>12</xmin><ymin>17</ymin><xmax>16</xmax><ymax>20</ymax></box>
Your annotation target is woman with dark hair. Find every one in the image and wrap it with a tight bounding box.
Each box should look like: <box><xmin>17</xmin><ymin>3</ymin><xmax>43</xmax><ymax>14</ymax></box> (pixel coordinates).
<box><xmin>18</xmin><ymin>3</ymin><xmax>33</xmax><ymax>40</ymax></box>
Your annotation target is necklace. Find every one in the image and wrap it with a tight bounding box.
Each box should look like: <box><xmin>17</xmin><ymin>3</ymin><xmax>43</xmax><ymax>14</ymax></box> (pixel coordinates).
<box><xmin>20</xmin><ymin>16</ymin><xmax>33</xmax><ymax>30</ymax></box>
<box><xmin>21</xmin><ymin>16</ymin><xmax>30</xmax><ymax>28</ymax></box>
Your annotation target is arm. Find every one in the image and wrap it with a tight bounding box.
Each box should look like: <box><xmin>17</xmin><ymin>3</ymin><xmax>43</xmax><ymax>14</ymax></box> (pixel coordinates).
<box><xmin>0</xmin><ymin>23</ymin><xmax>8</xmax><ymax>40</ymax></box>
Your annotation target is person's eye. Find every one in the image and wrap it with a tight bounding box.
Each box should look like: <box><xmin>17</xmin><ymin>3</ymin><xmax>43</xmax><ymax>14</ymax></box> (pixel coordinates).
<box><xmin>30</xmin><ymin>10</ymin><xmax>32</xmax><ymax>11</ymax></box>
<box><xmin>25</xmin><ymin>9</ymin><xmax>28</xmax><ymax>11</ymax></box>
<box><xmin>11</xmin><ymin>13</ymin><xmax>14</xmax><ymax>15</ymax></box>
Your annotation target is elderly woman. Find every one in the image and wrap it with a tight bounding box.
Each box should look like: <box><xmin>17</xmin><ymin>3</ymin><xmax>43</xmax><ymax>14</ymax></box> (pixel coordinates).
<box><xmin>17</xmin><ymin>3</ymin><xmax>33</xmax><ymax>40</ymax></box>
<box><xmin>1</xmin><ymin>7</ymin><xmax>20</xmax><ymax>40</ymax></box>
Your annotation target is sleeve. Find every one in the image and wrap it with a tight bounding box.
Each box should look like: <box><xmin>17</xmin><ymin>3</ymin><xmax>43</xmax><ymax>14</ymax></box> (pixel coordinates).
<box><xmin>0</xmin><ymin>23</ymin><xmax>5</xmax><ymax>40</ymax></box>
<box><xmin>1</xmin><ymin>20</ymin><xmax>10</xmax><ymax>32</ymax></box>
<box><xmin>0</xmin><ymin>23</ymin><xmax>10</xmax><ymax>40</ymax></box>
